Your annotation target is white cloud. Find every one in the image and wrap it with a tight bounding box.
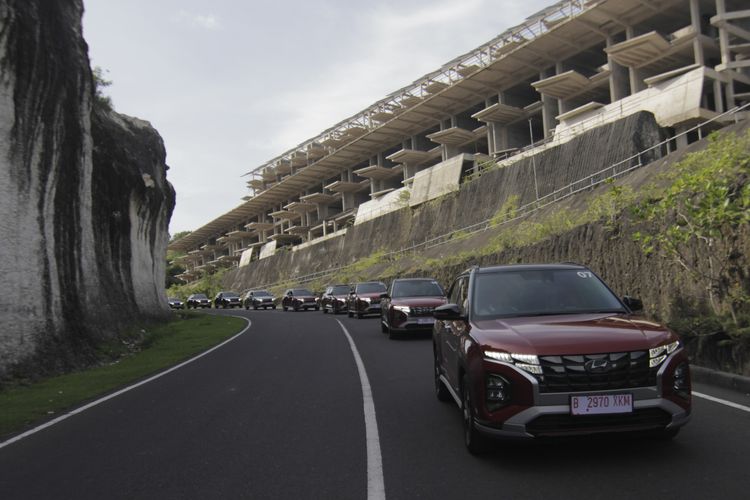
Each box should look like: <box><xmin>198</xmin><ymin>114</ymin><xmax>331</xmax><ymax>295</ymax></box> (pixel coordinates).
<box><xmin>176</xmin><ymin>10</ymin><xmax>221</xmax><ymax>30</ymax></box>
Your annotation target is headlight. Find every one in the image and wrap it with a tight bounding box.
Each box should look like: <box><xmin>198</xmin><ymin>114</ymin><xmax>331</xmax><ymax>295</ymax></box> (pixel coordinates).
<box><xmin>484</xmin><ymin>350</ymin><xmax>542</xmax><ymax>375</ymax></box>
<box><xmin>649</xmin><ymin>340</ymin><xmax>680</xmax><ymax>367</ymax></box>
<box><xmin>361</xmin><ymin>297</ymin><xmax>371</xmax><ymax>303</ymax></box>
<box><xmin>393</xmin><ymin>305</ymin><xmax>410</xmax><ymax>313</ymax></box>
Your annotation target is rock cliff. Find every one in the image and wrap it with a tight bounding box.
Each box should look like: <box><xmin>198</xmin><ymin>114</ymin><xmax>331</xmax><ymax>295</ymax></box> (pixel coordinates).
<box><xmin>0</xmin><ymin>0</ymin><xmax>175</xmax><ymax>379</ymax></box>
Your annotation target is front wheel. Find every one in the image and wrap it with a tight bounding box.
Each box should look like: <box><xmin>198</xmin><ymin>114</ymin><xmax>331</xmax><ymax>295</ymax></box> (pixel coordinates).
<box><xmin>283</xmin><ymin>306</ymin><xmax>288</xmax><ymax>311</ymax></box>
<box><xmin>462</xmin><ymin>375</ymin><xmax>490</xmax><ymax>455</ymax></box>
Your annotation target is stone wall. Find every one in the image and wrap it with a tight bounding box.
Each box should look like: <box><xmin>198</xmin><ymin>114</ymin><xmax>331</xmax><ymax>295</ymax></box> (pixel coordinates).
<box><xmin>227</xmin><ymin>112</ymin><xmax>664</xmax><ymax>290</ymax></box>
<box><xmin>0</xmin><ymin>0</ymin><xmax>174</xmax><ymax>378</ymax></box>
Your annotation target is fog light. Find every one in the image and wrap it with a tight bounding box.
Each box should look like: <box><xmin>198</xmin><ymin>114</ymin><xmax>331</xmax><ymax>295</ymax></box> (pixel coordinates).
<box><xmin>486</xmin><ymin>374</ymin><xmax>510</xmax><ymax>411</ymax></box>
<box><xmin>673</xmin><ymin>362</ymin><xmax>690</xmax><ymax>398</ymax></box>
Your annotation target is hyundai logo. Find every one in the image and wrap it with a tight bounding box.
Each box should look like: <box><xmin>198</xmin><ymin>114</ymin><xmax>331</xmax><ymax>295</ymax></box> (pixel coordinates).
<box><xmin>584</xmin><ymin>359</ymin><xmax>611</xmax><ymax>373</ymax></box>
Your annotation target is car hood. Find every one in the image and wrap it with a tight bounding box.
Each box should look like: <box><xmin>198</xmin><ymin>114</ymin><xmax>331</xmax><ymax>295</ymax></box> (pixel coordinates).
<box><xmin>292</xmin><ymin>295</ymin><xmax>316</xmax><ymax>300</ymax></box>
<box><xmin>472</xmin><ymin>313</ymin><xmax>675</xmax><ymax>355</ymax></box>
<box><xmin>357</xmin><ymin>292</ymin><xmax>385</xmax><ymax>299</ymax></box>
<box><xmin>391</xmin><ymin>297</ymin><xmax>447</xmax><ymax>307</ymax></box>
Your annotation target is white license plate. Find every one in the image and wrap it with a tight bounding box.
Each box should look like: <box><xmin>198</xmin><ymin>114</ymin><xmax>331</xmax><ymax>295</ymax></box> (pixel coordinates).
<box><xmin>570</xmin><ymin>394</ymin><xmax>633</xmax><ymax>415</ymax></box>
<box><xmin>417</xmin><ymin>318</ymin><xmax>434</xmax><ymax>325</ymax></box>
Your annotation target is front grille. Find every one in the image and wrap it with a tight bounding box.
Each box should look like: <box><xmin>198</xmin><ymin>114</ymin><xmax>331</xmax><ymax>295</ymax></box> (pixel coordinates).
<box><xmin>537</xmin><ymin>351</ymin><xmax>656</xmax><ymax>393</ymax></box>
<box><xmin>409</xmin><ymin>306</ymin><xmax>435</xmax><ymax>317</ymax></box>
<box><xmin>527</xmin><ymin>408</ymin><xmax>671</xmax><ymax>437</ymax></box>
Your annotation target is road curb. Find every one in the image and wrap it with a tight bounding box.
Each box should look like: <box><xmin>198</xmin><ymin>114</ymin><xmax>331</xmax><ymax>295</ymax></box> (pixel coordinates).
<box><xmin>692</xmin><ymin>365</ymin><xmax>750</xmax><ymax>394</ymax></box>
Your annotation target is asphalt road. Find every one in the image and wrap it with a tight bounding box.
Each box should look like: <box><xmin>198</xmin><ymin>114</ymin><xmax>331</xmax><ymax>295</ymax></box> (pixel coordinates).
<box><xmin>2</xmin><ymin>308</ymin><xmax>750</xmax><ymax>499</ymax></box>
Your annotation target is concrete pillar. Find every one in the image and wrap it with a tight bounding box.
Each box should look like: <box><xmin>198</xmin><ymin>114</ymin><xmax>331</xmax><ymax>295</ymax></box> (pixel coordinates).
<box><xmin>690</xmin><ymin>0</ymin><xmax>705</xmax><ymax>66</ymax></box>
<box><xmin>607</xmin><ymin>36</ymin><xmax>630</xmax><ymax>101</ymax></box>
<box><xmin>540</xmin><ymin>68</ymin><xmax>558</xmax><ymax>139</ymax></box>
<box><xmin>715</xmin><ymin>0</ymin><xmax>736</xmax><ymax>109</ymax></box>
<box><xmin>626</xmin><ymin>27</ymin><xmax>646</xmax><ymax>93</ymax></box>
<box><xmin>713</xmin><ymin>79</ymin><xmax>725</xmax><ymax>113</ymax></box>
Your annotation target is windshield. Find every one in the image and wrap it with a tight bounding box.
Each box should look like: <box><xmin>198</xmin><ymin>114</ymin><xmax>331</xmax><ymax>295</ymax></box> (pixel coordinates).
<box><xmin>392</xmin><ymin>280</ymin><xmax>444</xmax><ymax>298</ymax></box>
<box><xmin>292</xmin><ymin>289</ymin><xmax>314</xmax><ymax>296</ymax></box>
<box><xmin>192</xmin><ymin>294</ymin><xmax>207</xmax><ymax>299</ymax></box>
<box><xmin>253</xmin><ymin>290</ymin><xmax>271</xmax><ymax>297</ymax></box>
<box><xmin>330</xmin><ymin>285</ymin><xmax>350</xmax><ymax>295</ymax></box>
<box><xmin>356</xmin><ymin>282</ymin><xmax>386</xmax><ymax>294</ymax></box>
<box><xmin>472</xmin><ymin>269</ymin><xmax>625</xmax><ymax>319</ymax></box>
<box><xmin>223</xmin><ymin>292</ymin><xmax>239</xmax><ymax>298</ymax></box>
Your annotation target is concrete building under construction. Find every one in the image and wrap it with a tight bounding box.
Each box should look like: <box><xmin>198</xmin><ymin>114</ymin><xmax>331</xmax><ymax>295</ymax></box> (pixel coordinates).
<box><xmin>169</xmin><ymin>0</ymin><xmax>750</xmax><ymax>282</ymax></box>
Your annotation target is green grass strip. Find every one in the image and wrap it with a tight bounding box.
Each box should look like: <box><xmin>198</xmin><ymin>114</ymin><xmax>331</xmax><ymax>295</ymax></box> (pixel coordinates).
<box><xmin>0</xmin><ymin>312</ymin><xmax>246</xmax><ymax>439</ymax></box>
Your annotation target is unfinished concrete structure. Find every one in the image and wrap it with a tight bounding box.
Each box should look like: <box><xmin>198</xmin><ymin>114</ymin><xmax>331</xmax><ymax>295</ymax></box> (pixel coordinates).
<box><xmin>169</xmin><ymin>0</ymin><xmax>750</xmax><ymax>281</ymax></box>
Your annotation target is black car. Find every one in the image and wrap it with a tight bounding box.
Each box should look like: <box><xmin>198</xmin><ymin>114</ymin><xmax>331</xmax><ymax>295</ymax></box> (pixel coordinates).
<box><xmin>167</xmin><ymin>297</ymin><xmax>184</xmax><ymax>309</ymax></box>
<box><xmin>186</xmin><ymin>293</ymin><xmax>211</xmax><ymax>309</ymax></box>
<box><xmin>243</xmin><ymin>289</ymin><xmax>277</xmax><ymax>310</ymax></box>
<box><xmin>214</xmin><ymin>291</ymin><xmax>242</xmax><ymax>308</ymax></box>
<box><xmin>320</xmin><ymin>284</ymin><xmax>350</xmax><ymax>314</ymax></box>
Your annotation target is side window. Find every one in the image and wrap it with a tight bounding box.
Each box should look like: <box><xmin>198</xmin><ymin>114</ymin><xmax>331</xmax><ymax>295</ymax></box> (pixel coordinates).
<box><xmin>456</xmin><ymin>277</ymin><xmax>469</xmax><ymax>315</ymax></box>
<box><xmin>448</xmin><ymin>277</ymin><xmax>464</xmax><ymax>306</ymax></box>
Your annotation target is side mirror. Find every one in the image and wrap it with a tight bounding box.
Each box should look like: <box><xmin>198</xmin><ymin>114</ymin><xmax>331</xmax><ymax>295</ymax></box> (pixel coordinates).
<box><xmin>622</xmin><ymin>296</ymin><xmax>643</xmax><ymax>312</ymax></box>
<box><xmin>433</xmin><ymin>303</ymin><xmax>465</xmax><ymax>320</ymax></box>
<box><xmin>380</xmin><ymin>293</ymin><xmax>389</xmax><ymax>299</ymax></box>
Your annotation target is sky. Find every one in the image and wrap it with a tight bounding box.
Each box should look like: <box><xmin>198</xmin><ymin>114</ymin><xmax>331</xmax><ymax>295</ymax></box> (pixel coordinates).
<box><xmin>82</xmin><ymin>0</ymin><xmax>550</xmax><ymax>236</ymax></box>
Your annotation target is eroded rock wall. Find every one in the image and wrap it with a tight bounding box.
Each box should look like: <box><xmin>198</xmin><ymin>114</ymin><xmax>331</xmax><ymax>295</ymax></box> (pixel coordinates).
<box><xmin>0</xmin><ymin>0</ymin><xmax>174</xmax><ymax>378</ymax></box>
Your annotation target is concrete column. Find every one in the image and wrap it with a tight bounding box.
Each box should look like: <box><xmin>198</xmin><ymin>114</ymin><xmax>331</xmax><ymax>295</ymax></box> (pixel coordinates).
<box><xmin>540</xmin><ymin>69</ymin><xmax>558</xmax><ymax>139</ymax></box>
<box><xmin>690</xmin><ymin>0</ymin><xmax>705</xmax><ymax>65</ymax></box>
<box><xmin>715</xmin><ymin>0</ymin><xmax>736</xmax><ymax>109</ymax></box>
<box><xmin>713</xmin><ymin>79</ymin><xmax>725</xmax><ymax>113</ymax></box>
<box><xmin>626</xmin><ymin>27</ymin><xmax>646</xmax><ymax>93</ymax></box>
<box><xmin>607</xmin><ymin>36</ymin><xmax>630</xmax><ymax>101</ymax></box>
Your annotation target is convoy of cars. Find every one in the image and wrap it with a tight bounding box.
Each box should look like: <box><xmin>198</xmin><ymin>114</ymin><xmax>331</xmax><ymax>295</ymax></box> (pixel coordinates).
<box><xmin>170</xmin><ymin>262</ymin><xmax>691</xmax><ymax>454</ymax></box>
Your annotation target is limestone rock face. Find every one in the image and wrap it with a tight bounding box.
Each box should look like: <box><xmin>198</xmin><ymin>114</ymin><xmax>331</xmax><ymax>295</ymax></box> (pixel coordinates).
<box><xmin>0</xmin><ymin>0</ymin><xmax>175</xmax><ymax>378</ymax></box>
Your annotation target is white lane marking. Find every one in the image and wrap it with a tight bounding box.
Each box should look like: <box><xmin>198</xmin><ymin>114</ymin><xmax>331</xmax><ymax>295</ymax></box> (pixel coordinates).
<box><xmin>0</xmin><ymin>316</ymin><xmax>252</xmax><ymax>450</ymax></box>
<box><xmin>336</xmin><ymin>320</ymin><xmax>386</xmax><ymax>500</ymax></box>
<box><xmin>693</xmin><ymin>391</ymin><xmax>750</xmax><ymax>413</ymax></box>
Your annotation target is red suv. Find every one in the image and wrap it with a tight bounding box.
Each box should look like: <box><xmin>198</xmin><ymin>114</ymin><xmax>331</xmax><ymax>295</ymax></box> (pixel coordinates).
<box><xmin>433</xmin><ymin>263</ymin><xmax>691</xmax><ymax>454</ymax></box>
<box><xmin>282</xmin><ymin>288</ymin><xmax>319</xmax><ymax>311</ymax></box>
<box><xmin>380</xmin><ymin>278</ymin><xmax>447</xmax><ymax>338</ymax></box>
<box><xmin>347</xmin><ymin>281</ymin><xmax>387</xmax><ymax>318</ymax></box>
<box><xmin>321</xmin><ymin>284</ymin><xmax>350</xmax><ymax>314</ymax></box>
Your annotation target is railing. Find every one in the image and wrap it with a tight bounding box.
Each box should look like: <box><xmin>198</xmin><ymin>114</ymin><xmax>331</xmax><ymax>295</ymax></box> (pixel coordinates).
<box><xmin>250</xmin><ymin>102</ymin><xmax>749</xmax><ymax>290</ymax></box>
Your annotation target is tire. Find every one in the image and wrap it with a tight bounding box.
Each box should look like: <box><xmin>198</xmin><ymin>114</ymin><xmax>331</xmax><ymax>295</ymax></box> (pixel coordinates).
<box><xmin>381</xmin><ymin>321</ymin><xmax>388</xmax><ymax>333</ymax></box>
<box><xmin>253</xmin><ymin>305</ymin><xmax>258</xmax><ymax>310</ymax></box>
<box><xmin>388</xmin><ymin>327</ymin><xmax>398</xmax><ymax>340</ymax></box>
<box><xmin>272</xmin><ymin>306</ymin><xmax>277</xmax><ymax>310</ymax></box>
<box><xmin>434</xmin><ymin>351</ymin><xmax>451</xmax><ymax>403</ymax></box>
<box><xmin>462</xmin><ymin>375</ymin><xmax>490</xmax><ymax>455</ymax></box>
<box><xmin>348</xmin><ymin>310</ymin><xmax>353</xmax><ymax>318</ymax></box>
<box><xmin>357</xmin><ymin>312</ymin><xmax>364</xmax><ymax>319</ymax></box>
<box><xmin>283</xmin><ymin>306</ymin><xmax>288</xmax><ymax>311</ymax></box>
<box><xmin>323</xmin><ymin>307</ymin><xmax>328</xmax><ymax>314</ymax></box>
<box><xmin>315</xmin><ymin>306</ymin><xmax>320</xmax><ymax>311</ymax></box>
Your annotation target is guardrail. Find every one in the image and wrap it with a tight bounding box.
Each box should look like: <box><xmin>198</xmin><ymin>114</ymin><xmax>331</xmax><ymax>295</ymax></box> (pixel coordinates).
<box><xmin>251</xmin><ymin>102</ymin><xmax>750</xmax><ymax>290</ymax></box>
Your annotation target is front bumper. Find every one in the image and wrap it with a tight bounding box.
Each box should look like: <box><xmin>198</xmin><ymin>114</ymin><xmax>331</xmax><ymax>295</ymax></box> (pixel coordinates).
<box><xmin>468</xmin><ymin>350</ymin><xmax>691</xmax><ymax>439</ymax></box>
<box><xmin>391</xmin><ymin>316</ymin><xmax>435</xmax><ymax>332</ymax></box>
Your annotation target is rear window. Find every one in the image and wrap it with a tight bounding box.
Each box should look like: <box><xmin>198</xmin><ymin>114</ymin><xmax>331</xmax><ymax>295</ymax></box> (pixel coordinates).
<box><xmin>472</xmin><ymin>269</ymin><xmax>625</xmax><ymax>319</ymax></box>
<box><xmin>392</xmin><ymin>280</ymin><xmax>444</xmax><ymax>298</ymax></box>
<box><xmin>356</xmin><ymin>282</ymin><xmax>387</xmax><ymax>294</ymax></box>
